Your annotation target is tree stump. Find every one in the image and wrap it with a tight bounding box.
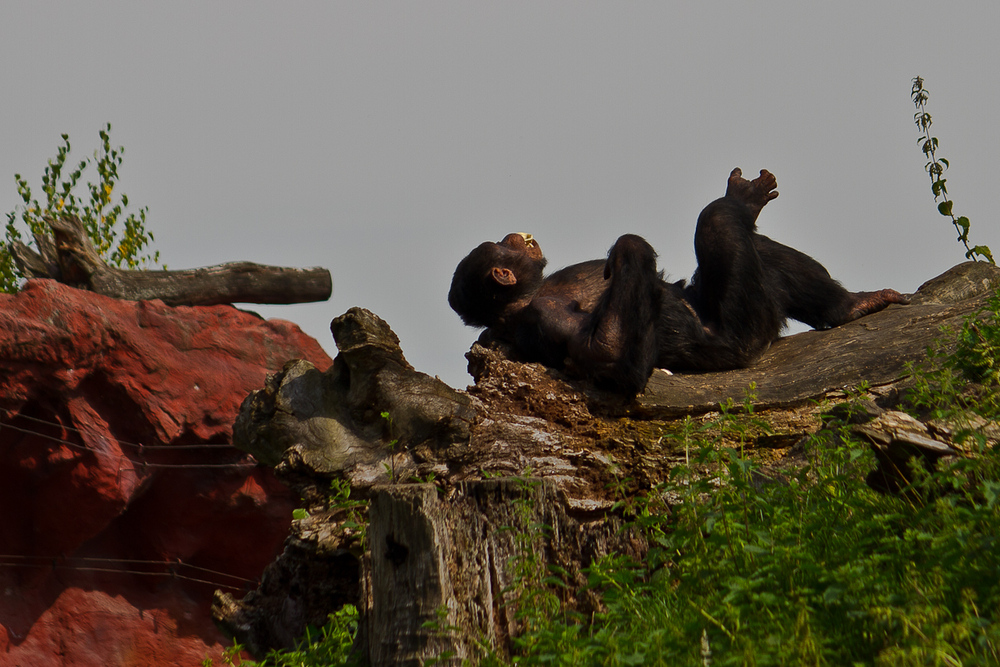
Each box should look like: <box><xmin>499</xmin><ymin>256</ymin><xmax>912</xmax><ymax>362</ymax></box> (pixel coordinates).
<box><xmin>360</xmin><ymin>480</ymin><xmax>640</xmax><ymax>665</ymax></box>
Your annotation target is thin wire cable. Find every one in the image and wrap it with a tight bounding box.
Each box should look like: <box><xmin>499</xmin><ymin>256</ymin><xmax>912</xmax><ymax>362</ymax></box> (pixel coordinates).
<box><xmin>2</xmin><ymin>409</ymin><xmax>234</xmax><ymax>449</ymax></box>
<box><xmin>0</xmin><ymin>559</ymin><xmax>249</xmax><ymax>591</ymax></box>
<box><xmin>79</xmin><ymin>557</ymin><xmax>254</xmax><ymax>583</ymax></box>
<box><xmin>0</xmin><ymin>556</ymin><xmax>256</xmax><ymax>590</ymax></box>
<box><xmin>0</xmin><ymin>555</ymin><xmax>255</xmax><ymax>584</ymax></box>
<box><xmin>1</xmin><ymin>421</ymin><xmax>257</xmax><ymax>469</ymax></box>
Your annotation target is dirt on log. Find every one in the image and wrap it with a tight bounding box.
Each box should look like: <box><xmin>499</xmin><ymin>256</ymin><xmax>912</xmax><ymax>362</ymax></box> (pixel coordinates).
<box><xmin>215</xmin><ymin>261</ymin><xmax>1000</xmax><ymax>665</ymax></box>
<box><xmin>11</xmin><ymin>215</ymin><xmax>332</xmax><ymax>306</ymax></box>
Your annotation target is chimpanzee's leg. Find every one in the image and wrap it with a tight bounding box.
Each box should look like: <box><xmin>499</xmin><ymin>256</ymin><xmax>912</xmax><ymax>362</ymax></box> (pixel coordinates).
<box><xmin>706</xmin><ymin>168</ymin><xmax>907</xmax><ymax>334</ymax></box>
<box><xmin>754</xmin><ymin>235</ymin><xmax>853</xmax><ymax>328</ymax></box>
<box><xmin>569</xmin><ymin>234</ymin><xmax>662</xmax><ymax>395</ymax></box>
<box><xmin>755</xmin><ymin>235</ymin><xmax>909</xmax><ymax>328</ymax></box>
<box><xmin>689</xmin><ymin>171</ymin><xmax>784</xmax><ymax>362</ymax></box>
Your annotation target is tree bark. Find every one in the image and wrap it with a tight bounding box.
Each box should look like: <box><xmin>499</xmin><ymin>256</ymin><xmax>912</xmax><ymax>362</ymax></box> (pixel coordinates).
<box><xmin>360</xmin><ymin>480</ymin><xmax>639</xmax><ymax>666</ymax></box>
<box><xmin>10</xmin><ymin>215</ymin><xmax>332</xmax><ymax>306</ymax></box>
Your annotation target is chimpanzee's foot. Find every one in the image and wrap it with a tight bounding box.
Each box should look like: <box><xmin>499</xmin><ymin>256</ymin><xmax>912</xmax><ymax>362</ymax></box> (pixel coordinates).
<box><xmin>725</xmin><ymin>168</ymin><xmax>779</xmax><ymax>223</ymax></box>
<box><xmin>845</xmin><ymin>289</ymin><xmax>910</xmax><ymax>321</ymax></box>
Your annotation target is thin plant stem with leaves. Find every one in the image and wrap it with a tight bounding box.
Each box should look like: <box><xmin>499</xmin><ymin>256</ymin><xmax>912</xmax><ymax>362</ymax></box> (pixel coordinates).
<box><xmin>911</xmin><ymin>76</ymin><xmax>994</xmax><ymax>264</ymax></box>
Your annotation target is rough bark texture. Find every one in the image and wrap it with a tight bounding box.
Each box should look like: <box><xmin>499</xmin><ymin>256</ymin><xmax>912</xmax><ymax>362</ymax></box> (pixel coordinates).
<box><xmin>360</xmin><ymin>480</ymin><xmax>641</xmax><ymax>666</ymax></box>
<box><xmin>11</xmin><ymin>215</ymin><xmax>332</xmax><ymax>306</ymax></box>
<box><xmin>216</xmin><ymin>261</ymin><xmax>1000</xmax><ymax>665</ymax></box>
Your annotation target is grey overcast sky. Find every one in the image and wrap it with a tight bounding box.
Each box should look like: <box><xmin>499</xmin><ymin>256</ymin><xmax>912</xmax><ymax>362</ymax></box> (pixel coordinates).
<box><xmin>2</xmin><ymin>2</ymin><xmax>997</xmax><ymax>388</ymax></box>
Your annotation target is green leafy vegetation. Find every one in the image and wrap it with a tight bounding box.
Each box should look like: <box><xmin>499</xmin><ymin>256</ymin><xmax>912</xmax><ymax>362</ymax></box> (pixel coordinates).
<box><xmin>327</xmin><ymin>478</ymin><xmax>369</xmax><ymax>553</ymax></box>
<box><xmin>1</xmin><ymin>124</ymin><xmax>161</xmax><ymax>293</ymax></box>
<box><xmin>214</xmin><ymin>300</ymin><xmax>1000</xmax><ymax>665</ymax></box>
<box><xmin>205</xmin><ymin>479</ymin><xmax>369</xmax><ymax>667</ymax></box>
<box><xmin>909</xmin><ymin>290</ymin><xmax>1000</xmax><ymax>425</ymax></box>
<box><xmin>202</xmin><ymin>604</ymin><xmax>362</xmax><ymax>667</ymax></box>
<box><xmin>507</xmin><ymin>434</ymin><xmax>999</xmax><ymax>665</ymax></box>
<box><xmin>911</xmin><ymin>77</ymin><xmax>994</xmax><ymax>264</ymax></box>
<box><xmin>493</xmin><ymin>299</ymin><xmax>1000</xmax><ymax>666</ymax></box>
<box><xmin>380</xmin><ymin>410</ymin><xmax>401</xmax><ymax>483</ymax></box>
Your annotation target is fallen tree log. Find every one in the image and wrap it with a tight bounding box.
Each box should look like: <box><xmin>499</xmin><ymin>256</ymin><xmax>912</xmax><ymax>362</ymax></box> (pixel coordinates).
<box><xmin>637</xmin><ymin>261</ymin><xmax>1000</xmax><ymax>417</ymax></box>
<box><xmin>10</xmin><ymin>215</ymin><xmax>332</xmax><ymax>306</ymax></box>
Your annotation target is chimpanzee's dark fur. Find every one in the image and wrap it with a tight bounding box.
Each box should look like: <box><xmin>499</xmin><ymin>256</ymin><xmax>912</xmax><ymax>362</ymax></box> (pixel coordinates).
<box><xmin>449</xmin><ymin>168</ymin><xmax>907</xmax><ymax>396</ymax></box>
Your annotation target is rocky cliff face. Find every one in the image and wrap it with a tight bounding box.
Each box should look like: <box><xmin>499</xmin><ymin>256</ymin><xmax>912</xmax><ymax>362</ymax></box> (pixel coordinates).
<box><xmin>0</xmin><ymin>279</ymin><xmax>332</xmax><ymax>667</ymax></box>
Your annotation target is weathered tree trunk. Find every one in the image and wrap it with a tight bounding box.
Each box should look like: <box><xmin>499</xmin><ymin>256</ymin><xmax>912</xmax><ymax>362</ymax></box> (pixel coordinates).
<box><xmin>359</xmin><ymin>480</ymin><xmax>640</xmax><ymax>666</ymax></box>
<box><xmin>10</xmin><ymin>215</ymin><xmax>332</xmax><ymax>306</ymax></box>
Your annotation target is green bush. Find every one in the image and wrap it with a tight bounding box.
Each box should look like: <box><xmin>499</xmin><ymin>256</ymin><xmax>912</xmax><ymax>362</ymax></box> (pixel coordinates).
<box><xmin>202</xmin><ymin>605</ymin><xmax>362</xmax><ymax>667</ymax></box>
<box><xmin>1</xmin><ymin>124</ymin><xmax>160</xmax><ymax>293</ymax></box>
<box><xmin>512</xmin><ymin>433</ymin><xmax>999</xmax><ymax>665</ymax></box>
<box><xmin>503</xmin><ymin>298</ymin><xmax>1000</xmax><ymax>666</ymax></box>
<box><xmin>909</xmin><ymin>291</ymin><xmax>1000</xmax><ymax>433</ymax></box>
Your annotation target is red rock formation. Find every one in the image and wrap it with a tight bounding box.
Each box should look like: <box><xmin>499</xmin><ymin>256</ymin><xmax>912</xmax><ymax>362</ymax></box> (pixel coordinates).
<box><xmin>0</xmin><ymin>279</ymin><xmax>333</xmax><ymax>667</ymax></box>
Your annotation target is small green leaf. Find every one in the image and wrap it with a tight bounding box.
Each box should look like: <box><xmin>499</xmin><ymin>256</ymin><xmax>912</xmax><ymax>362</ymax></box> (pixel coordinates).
<box><xmin>971</xmin><ymin>245</ymin><xmax>995</xmax><ymax>263</ymax></box>
<box><xmin>938</xmin><ymin>200</ymin><xmax>954</xmax><ymax>216</ymax></box>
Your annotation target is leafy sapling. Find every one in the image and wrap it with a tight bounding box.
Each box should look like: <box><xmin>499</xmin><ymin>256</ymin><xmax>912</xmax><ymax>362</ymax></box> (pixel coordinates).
<box><xmin>2</xmin><ymin>124</ymin><xmax>162</xmax><ymax>293</ymax></box>
<box><xmin>911</xmin><ymin>77</ymin><xmax>994</xmax><ymax>264</ymax></box>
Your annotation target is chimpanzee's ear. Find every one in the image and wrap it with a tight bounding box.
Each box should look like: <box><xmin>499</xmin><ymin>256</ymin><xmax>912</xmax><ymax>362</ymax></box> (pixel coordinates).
<box><xmin>490</xmin><ymin>267</ymin><xmax>517</xmax><ymax>286</ymax></box>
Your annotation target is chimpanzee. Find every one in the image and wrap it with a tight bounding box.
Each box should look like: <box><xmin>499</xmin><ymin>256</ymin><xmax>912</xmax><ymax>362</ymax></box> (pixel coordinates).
<box><xmin>448</xmin><ymin>168</ymin><xmax>908</xmax><ymax>396</ymax></box>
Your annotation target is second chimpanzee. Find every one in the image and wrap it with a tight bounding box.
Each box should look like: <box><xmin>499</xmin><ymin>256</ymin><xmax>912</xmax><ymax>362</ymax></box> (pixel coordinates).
<box><xmin>448</xmin><ymin>168</ymin><xmax>908</xmax><ymax>396</ymax></box>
